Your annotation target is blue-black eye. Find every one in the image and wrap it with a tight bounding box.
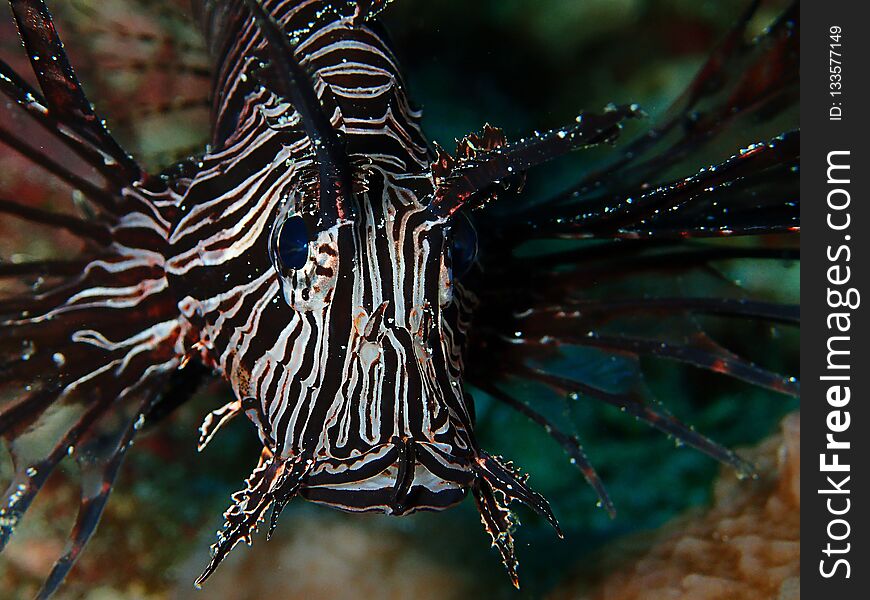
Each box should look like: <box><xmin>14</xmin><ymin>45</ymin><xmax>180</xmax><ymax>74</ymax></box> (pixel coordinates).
<box><xmin>449</xmin><ymin>213</ymin><xmax>478</xmax><ymax>278</ymax></box>
<box><xmin>276</xmin><ymin>215</ymin><xmax>309</xmax><ymax>270</ymax></box>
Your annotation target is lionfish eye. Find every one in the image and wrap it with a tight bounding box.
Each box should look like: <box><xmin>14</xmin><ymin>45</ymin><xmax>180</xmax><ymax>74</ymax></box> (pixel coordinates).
<box><xmin>449</xmin><ymin>212</ymin><xmax>478</xmax><ymax>278</ymax></box>
<box><xmin>276</xmin><ymin>215</ymin><xmax>309</xmax><ymax>270</ymax></box>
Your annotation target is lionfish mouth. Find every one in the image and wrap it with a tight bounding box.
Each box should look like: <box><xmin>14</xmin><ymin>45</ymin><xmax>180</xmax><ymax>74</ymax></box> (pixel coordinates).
<box><xmin>302</xmin><ymin>438</ymin><xmax>473</xmax><ymax>515</ymax></box>
<box><xmin>195</xmin><ymin>437</ymin><xmax>563</xmax><ymax>588</ymax></box>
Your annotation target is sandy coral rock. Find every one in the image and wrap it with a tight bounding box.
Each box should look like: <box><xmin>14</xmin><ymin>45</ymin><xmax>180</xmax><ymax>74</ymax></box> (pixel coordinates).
<box><xmin>550</xmin><ymin>412</ymin><xmax>800</xmax><ymax>600</ymax></box>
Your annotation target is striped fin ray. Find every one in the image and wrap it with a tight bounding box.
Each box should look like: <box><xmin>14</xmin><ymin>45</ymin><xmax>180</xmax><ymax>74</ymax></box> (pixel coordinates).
<box><xmin>1</xmin><ymin>2</ymin><xmax>192</xmax><ymax>593</ymax></box>
<box><xmin>492</xmin><ymin>1</ymin><xmax>799</xmax><ymax>242</ymax></box>
<box><xmin>0</xmin><ymin>247</ymin><xmax>186</xmax><ymax>534</ymax></box>
<box><xmin>478</xmin><ymin>382</ymin><xmax>615</xmax><ymax>518</ymax></box>
<box><xmin>466</xmin><ymin>240</ymin><xmax>798</xmax><ymax>511</ymax></box>
<box><xmin>460</xmin><ymin>4</ymin><xmax>799</xmax><ymax>517</ymax></box>
<box><xmin>0</xmin><ymin>235</ymin><xmax>190</xmax><ymax>592</ymax></box>
<box><xmin>429</xmin><ymin>106</ymin><xmax>643</xmax><ymax>217</ymax></box>
<box><xmin>8</xmin><ymin>0</ymin><xmax>137</xmax><ymax>173</ymax></box>
<box><xmin>3</xmin><ymin>0</ymin><xmax>142</xmax><ymax>211</ymax></box>
<box><xmin>521</xmin><ymin>130</ymin><xmax>800</xmax><ymax>240</ymax></box>
<box><xmin>194</xmin><ymin>452</ymin><xmax>313</xmax><ymax>588</ymax></box>
<box><xmin>471</xmin><ymin>452</ymin><xmax>562</xmax><ymax>590</ymax></box>
<box><xmin>33</xmin><ymin>378</ymin><xmax>168</xmax><ymax>599</ymax></box>
<box><xmin>562</xmin><ymin>0</ymin><xmax>797</xmax><ymax>217</ymax></box>
<box><xmin>30</xmin><ymin>0</ymin><xmax>213</xmax><ymax>167</ymax></box>
<box><xmin>0</xmin><ymin>197</ymin><xmax>111</xmax><ymax>245</ymax></box>
<box><xmin>476</xmin><ymin>241</ymin><xmax>800</xmax><ymax>396</ymax></box>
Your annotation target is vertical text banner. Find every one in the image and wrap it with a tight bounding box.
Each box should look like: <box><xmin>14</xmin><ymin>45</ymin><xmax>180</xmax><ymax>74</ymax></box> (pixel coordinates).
<box><xmin>802</xmin><ymin>1</ymin><xmax>869</xmax><ymax>597</ymax></box>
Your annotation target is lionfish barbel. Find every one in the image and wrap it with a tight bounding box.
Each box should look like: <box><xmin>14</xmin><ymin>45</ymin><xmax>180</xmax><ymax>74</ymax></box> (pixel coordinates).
<box><xmin>0</xmin><ymin>0</ymin><xmax>798</xmax><ymax>595</ymax></box>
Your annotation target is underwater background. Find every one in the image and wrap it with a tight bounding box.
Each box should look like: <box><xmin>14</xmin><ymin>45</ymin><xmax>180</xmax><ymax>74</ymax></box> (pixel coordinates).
<box><xmin>0</xmin><ymin>0</ymin><xmax>798</xmax><ymax>598</ymax></box>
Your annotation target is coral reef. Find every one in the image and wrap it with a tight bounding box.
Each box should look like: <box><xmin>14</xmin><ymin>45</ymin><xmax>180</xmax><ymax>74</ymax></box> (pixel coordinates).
<box><xmin>550</xmin><ymin>412</ymin><xmax>800</xmax><ymax>600</ymax></box>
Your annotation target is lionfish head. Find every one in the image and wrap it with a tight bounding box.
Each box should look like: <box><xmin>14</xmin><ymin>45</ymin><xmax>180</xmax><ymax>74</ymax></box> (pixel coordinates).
<box><xmin>195</xmin><ymin>128</ymin><xmax>561</xmax><ymax>588</ymax></box>
<box><xmin>192</xmin><ymin>0</ymin><xmax>604</xmax><ymax>587</ymax></box>
<box><xmin>255</xmin><ymin>171</ymin><xmax>483</xmax><ymax>516</ymax></box>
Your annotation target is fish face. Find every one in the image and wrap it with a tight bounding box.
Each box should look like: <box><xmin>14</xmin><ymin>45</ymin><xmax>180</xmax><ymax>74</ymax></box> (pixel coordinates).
<box><xmin>246</xmin><ymin>170</ymin><xmax>481</xmax><ymax>515</ymax></box>
<box><xmin>176</xmin><ymin>132</ymin><xmax>561</xmax><ymax>589</ymax></box>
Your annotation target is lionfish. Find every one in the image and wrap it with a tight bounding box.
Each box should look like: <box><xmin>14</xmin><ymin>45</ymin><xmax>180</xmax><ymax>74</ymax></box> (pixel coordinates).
<box><xmin>0</xmin><ymin>0</ymin><xmax>798</xmax><ymax>596</ymax></box>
